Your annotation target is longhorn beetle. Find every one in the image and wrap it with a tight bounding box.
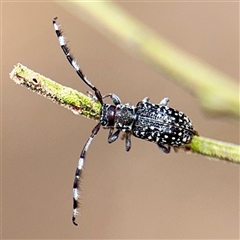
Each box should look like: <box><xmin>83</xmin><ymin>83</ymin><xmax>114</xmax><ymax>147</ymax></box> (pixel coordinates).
<box><xmin>53</xmin><ymin>17</ymin><xmax>197</xmax><ymax>226</ymax></box>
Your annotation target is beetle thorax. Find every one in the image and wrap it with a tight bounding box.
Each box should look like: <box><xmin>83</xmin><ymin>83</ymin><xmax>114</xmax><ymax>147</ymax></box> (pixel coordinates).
<box><xmin>115</xmin><ymin>104</ymin><xmax>136</xmax><ymax>131</ymax></box>
<box><xmin>100</xmin><ymin>103</ymin><xmax>136</xmax><ymax>131</ymax></box>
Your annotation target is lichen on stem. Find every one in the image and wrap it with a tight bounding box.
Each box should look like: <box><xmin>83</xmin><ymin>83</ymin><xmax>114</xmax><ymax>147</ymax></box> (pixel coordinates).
<box><xmin>10</xmin><ymin>63</ymin><xmax>101</xmax><ymax>121</ymax></box>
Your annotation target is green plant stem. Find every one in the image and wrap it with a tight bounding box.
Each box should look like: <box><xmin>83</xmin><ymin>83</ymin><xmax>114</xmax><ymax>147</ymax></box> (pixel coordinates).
<box><xmin>10</xmin><ymin>63</ymin><xmax>101</xmax><ymax>121</ymax></box>
<box><xmin>10</xmin><ymin>63</ymin><xmax>240</xmax><ymax>164</ymax></box>
<box><xmin>191</xmin><ymin>136</ymin><xmax>240</xmax><ymax>164</ymax></box>
<box><xmin>58</xmin><ymin>1</ymin><xmax>239</xmax><ymax>119</ymax></box>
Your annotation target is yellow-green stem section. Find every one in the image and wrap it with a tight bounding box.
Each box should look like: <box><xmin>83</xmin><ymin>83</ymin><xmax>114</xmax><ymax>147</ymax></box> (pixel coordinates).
<box><xmin>10</xmin><ymin>63</ymin><xmax>101</xmax><ymax>120</ymax></box>
<box><xmin>191</xmin><ymin>136</ymin><xmax>240</xmax><ymax>164</ymax></box>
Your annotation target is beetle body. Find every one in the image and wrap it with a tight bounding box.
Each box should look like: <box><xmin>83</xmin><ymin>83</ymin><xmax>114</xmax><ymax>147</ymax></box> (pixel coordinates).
<box><xmin>100</xmin><ymin>96</ymin><xmax>195</xmax><ymax>153</ymax></box>
<box><xmin>133</xmin><ymin>99</ymin><xmax>195</xmax><ymax>152</ymax></box>
<box><xmin>53</xmin><ymin>17</ymin><xmax>197</xmax><ymax>226</ymax></box>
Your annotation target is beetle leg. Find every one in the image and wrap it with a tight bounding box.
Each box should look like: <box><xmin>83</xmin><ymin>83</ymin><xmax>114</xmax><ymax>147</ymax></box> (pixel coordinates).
<box><xmin>159</xmin><ymin>97</ymin><xmax>169</xmax><ymax>106</ymax></box>
<box><xmin>173</xmin><ymin>146</ymin><xmax>179</xmax><ymax>152</ymax></box>
<box><xmin>120</xmin><ymin>132</ymin><xmax>131</xmax><ymax>151</ymax></box>
<box><xmin>108</xmin><ymin>128</ymin><xmax>121</xmax><ymax>143</ymax></box>
<box><xmin>120</xmin><ymin>132</ymin><xmax>126</xmax><ymax>140</ymax></box>
<box><xmin>125</xmin><ymin>132</ymin><xmax>131</xmax><ymax>151</ymax></box>
<box><xmin>142</xmin><ymin>97</ymin><xmax>150</xmax><ymax>103</ymax></box>
<box><xmin>157</xmin><ymin>143</ymin><xmax>170</xmax><ymax>153</ymax></box>
<box><xmin>103</xmin><ymin>93</ymin><xmax>121</xmax><ymax>105</ymax></box>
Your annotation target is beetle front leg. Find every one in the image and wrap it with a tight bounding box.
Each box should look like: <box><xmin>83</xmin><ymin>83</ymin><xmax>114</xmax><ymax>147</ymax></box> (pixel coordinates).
<box><xmin>103</xmin><ymin>93</ymin><xmax>121</xmax><ymax>105</ymax></box>
<box><xmin>108</xmin><ymin>128</ymin><xmax>121</xmax><ymax>143</ymax></box>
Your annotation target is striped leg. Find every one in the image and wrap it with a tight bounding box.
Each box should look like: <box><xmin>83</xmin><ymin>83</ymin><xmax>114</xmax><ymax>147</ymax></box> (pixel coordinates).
<box><xmin>72</xmin><ymin>123</ymin><xmax>101</xmax><ymax>226</ymax></box>
<box><xmin>53</xmin><ymin>17</ymin><xmax>103</xmax><ymax>104</ymax></box>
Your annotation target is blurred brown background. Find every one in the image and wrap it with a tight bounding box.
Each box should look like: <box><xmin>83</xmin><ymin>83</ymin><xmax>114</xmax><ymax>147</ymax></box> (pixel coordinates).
<box><xmin>2</xmin><ymin>2</ymin><xmax>239</xmax><ymax>239</ymax></box>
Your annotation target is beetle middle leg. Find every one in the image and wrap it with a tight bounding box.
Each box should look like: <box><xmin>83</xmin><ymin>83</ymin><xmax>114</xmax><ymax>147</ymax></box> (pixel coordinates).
<box><xmin>108</xmin><ymin>128</ymin><xmax>121</xmax><ymax>143</ymax></box>
<box><xmin>120</xmin><ymin>132</ymin><xmax>132</xmax><ymax>151</ymax></box>
<box><xmin>157</xmin><ymin>143</ymin><xmax>170</xmax><ymax>153</ymax></box>
<box><xmin>159</xmin><ymin>97</ymin><xmax>169</xmax><ymax>106</ymax></box>
<box><xmin>124</xmin><ymin>132</ymin><xmax>131</xmax><ymax>151</ymax></box>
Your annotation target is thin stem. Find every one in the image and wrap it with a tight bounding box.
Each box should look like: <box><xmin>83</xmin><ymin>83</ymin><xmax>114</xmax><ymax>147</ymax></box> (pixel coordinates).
<box><xmin>10</xmin><ymin>63</ymin><xmax>240</xmax><ymax>164</ymax></box>
<box><xmin>190</xmin><ymin>136</ymin><xmax>240</xmax><ymax>164</ymax></box>
<box><xmin>10</xmin><ymin>63</ymin><xmax>101</xmax><ymax>121</ymax></box>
